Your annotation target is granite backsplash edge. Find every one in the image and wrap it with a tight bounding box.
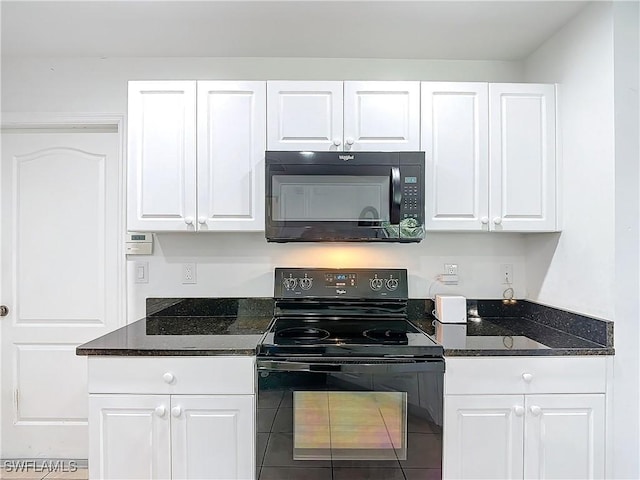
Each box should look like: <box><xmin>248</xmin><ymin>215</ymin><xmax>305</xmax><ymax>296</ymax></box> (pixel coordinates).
<box><xmin>147</xmin><ymin>297</ymin><xmax>613</xmax><ymax>349</ymax></box>
<box><xmin>407</xmin><ymin>298</ymin><xmax>613</xmax><ymax>348</ymax></box>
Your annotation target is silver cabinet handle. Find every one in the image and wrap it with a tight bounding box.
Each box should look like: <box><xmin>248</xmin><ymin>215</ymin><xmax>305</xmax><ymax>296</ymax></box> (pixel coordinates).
<box><xmin>0</xmin><ymin>305</ymin><xmax>8</xmax><ymax>317</ymax></box>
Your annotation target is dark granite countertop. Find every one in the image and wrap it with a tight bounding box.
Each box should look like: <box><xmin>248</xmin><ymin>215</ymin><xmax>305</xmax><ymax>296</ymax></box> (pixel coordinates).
<box><xmin>408</xmin><ymin>299</ymin><xmax>614</xmax><ymax>357</ymax></box>
<box><xmin>77</xmin><ymin>297</ymin><xmax>614</xmax><ymax>357</ymax></box>
<box><xmin>76</xmin><ymin>298</ymin><xmax>274</xmax><ymax>356</ymax></box>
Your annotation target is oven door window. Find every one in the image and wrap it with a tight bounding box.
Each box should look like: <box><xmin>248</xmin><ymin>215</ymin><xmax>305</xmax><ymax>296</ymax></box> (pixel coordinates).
<box><xmin>293</xmin><ymin>391</ymin><xmax>407</xmax><ymax>461</ymax></box>
<box><xmin>272</xmin><ymin>175</ymin><xmax>390</xmax><ymax>223</ymax></box>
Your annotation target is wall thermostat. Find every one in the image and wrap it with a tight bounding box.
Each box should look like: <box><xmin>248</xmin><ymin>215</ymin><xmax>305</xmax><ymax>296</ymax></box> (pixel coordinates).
<box><xmin>126</xmin><ymin>232</ymin><xmax>153</xmax><ymax>255</ymax></box>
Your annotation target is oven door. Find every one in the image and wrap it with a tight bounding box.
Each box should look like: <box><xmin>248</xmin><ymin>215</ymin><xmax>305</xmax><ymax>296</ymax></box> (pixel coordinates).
<box><xmin>265</xmin><ymin>151</ymin><xmax>425</xmax><ymax>242</ymax></box>
<box><xmin>256</xmin><ymin>358</ymin><xmax>444</xmax><ymax>480</ymax></box>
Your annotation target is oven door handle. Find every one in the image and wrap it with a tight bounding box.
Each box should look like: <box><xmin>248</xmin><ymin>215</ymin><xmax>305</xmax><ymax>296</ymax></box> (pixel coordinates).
<box><xmin>257</xmin><ymin>359</ymin><xmax>444</xmax><ymax>374</ymax></box>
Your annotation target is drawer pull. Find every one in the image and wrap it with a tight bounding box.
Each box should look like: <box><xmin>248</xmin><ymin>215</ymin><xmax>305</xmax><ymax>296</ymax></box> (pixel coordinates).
<box><xmin>171</xmin><ymin>406</ymin><xmax>182</xmax><ymax>418</ymax></box>
<box><xmin>522</xmin><ymin>373</ymin><xmax>533</xmax><ymax>383</ymax></box>
<box><xmin>154</xmin><ymin>406</ymin><xmax>166</xmax><ymax>417</ymax></box>
<box><xmin>530</xmin><ymin>405</ymin><xmax>542</xmax><ymax>416</ymax></box>
<box><xmin>513</xmin><ymin>405</ymin><xmax>525</xmax><ymax>417</ymax></box>
<box><xmin>163</xmin><ymin>372</ymin><xmax>175</xmax><ymax>384</ymax></box>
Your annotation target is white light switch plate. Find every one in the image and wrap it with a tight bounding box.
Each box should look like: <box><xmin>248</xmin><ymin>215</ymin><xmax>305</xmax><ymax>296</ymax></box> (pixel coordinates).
<box><xmin>134</xmin><ymin>262</ymin><xmax>149</xmax><ymax>284</ymax></box>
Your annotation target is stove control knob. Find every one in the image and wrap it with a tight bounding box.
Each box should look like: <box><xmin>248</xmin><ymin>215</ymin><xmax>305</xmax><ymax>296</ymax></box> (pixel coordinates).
<box><xmin>300</xmin><ymin>277</ymin><xmax>313</xmax><ymax>290</ymax></box>
<box><xmin>283</xmin><ymin>277</ymin><xmax>297</xmax><ymax>291</ymax></box>
<box><xmin>370</xmin><ymin>277</ymin><xmax>384</xmax><ymax>291</ymax></box>
<box><xmin>386</xmin><ymin>278</ymin><xmax>399</xmax><ymax>291</ymax></box>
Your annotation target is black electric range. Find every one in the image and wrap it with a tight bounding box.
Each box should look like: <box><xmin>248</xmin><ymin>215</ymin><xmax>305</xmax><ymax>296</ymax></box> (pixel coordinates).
<box><xmin>256</xmin><ymin>268</ymin><xmax>444</xmax><ymax>480</ymax></box>
<box><xmin>257</xmin><ymin>267</ymin><xmax>443</xmax><ymax>359</ymax></box>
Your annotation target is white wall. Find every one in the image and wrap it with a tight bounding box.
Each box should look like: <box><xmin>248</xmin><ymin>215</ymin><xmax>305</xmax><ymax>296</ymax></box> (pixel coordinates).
<box><xmin>1</xmin><ymin>56</ymin><xmax>529</xmax><ymax>319</ymax></box>
<box><xmin>127</xmin><ymin>232</ymin><xmax>527</xmax><ymax>320</ymax></box>
<box><xmin>611</xmin><ymin>2</ymin><xmax>640</xmax><ymax>478</ymax></box>
<box><xmin>523</xmin><ymin>2</ymin><xmax>615</xmax><ymax>320</ymax></box>
<box><xmin>1</xmin><ymin>56</ymin><xmax>523</xmax><ymax>113</ymax></box>
<box><xmin>525</xmin><ymin>2</ymin><xmax>640</xmax><ymax>478</ymax></box>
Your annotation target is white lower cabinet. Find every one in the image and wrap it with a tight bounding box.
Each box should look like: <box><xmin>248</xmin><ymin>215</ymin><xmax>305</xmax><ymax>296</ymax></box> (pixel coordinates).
<box><xmin>89</xmin><ymin>394</ymin><xmax>172</xmax><ymax>480</ymax></box>
<box><xmin>443</xmin><ymin>357</ymin><xmax>607</xmax><ymax>480</ymax></box>
<box><xmin>88</xmin><ymin>357</ymin><xmax>256</xmax><ymax>480</ymax></box>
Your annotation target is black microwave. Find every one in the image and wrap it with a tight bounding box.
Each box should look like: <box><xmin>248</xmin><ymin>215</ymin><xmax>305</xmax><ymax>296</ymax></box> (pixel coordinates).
<box><xmin>265</xmin><ymin>151</ymin><xmax>425</xmax><ymax>242</ymax></box>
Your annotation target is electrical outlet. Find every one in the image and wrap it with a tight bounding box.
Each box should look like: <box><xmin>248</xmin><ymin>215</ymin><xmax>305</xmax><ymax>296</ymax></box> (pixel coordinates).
<box><xmin>444</xmin><ymin>263</ymin><xmax>458</xmax><ymax>275</ymax></box>
<box><xmin>501</xmin><ymin>264</ymin><xmax>513</xmax><ymax>284</ymax></box>
<box><xmin>182</xmin><ymin>263</ymin><xmax>197</xmax><ymax>284</ymax></box>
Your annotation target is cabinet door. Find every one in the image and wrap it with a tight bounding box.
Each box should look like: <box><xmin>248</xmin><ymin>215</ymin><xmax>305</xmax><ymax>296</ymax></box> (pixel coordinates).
<box><xmin>524</xmin><ymin>394</ymin><xmax>605</xmax><ymax>480</ymax></box>
<box><xmin>89</xmin><ymin>394</ymin><xmax>171</xmax><ymax>480</ymax></box>
<box><xmin>344</xmin><ymin>81</ymin><xmax>420</xmax><ymax>151</ymax></box>
<box><xmin>444</xmin><ymin>395</ymin><xmax>524</xmax><ymax>480</ymax></box>
<box><xmin>422</xmin><ymin>82</ymin><xmax>489</xmax><ymax>231</ymax></box>
<box><xmin>128</xmin><ymin>81</ymin><xmax>197</xmax><ymax>231</ymax></box>
<box><xmin>171</xmin><ymin>395</ymin><xmax>255</xmax><ymax>480</ymax></box>
<box><xmin>489</xmin><ymin>84</ymin><xmax>557</xmax><ymax>232</ymax></box>
<box><xmin>267</xmin><ymin>81</ymin><xmax>343</xmax><ymax>151</ymax></box>
<box><xmin>197</xmin><ymin>81</ymin><xmax>266</xmax><ymax>231</ymax></box>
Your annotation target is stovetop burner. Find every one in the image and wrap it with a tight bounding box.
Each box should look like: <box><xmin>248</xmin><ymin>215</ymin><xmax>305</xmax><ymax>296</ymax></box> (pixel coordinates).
<box><xmin>276</xmin><ymin>327</ymin><xmax>331</xmax><ymax>341</ymax></box>
<box><xmin>363</xmin><ymin>327</ymin><xmax>409</xmax><ymax>343</ymax></box>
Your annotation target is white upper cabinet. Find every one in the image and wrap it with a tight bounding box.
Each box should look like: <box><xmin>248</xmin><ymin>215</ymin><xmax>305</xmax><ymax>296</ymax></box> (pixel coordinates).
<box><xmin>422</xmin><ymin>82</ymin><xmax>558</xmax><ymax>232</ymax></box>
<box><xmin>128</xmin><ymin>80</ymin><xmax>266</xmax><ymax>232</ymax></box>
<box><xmin>422</xmin><ymin>82</ymin><xmax>489</xmax><ymax>231</ymax></box>
<box><xmin>197</xmin><ymin>81</ymin><xmax>266</xmax><ymax>231</ymax></box>
<box><xmin>344</xmin><ymin>81</ymin><xmax>420</xmax><ymax>151</ymax></box>
<box><xmin>489</xmin><ymin>83</ymin><xmax>557</xmax><ymax>232</ymax></box>
<box><xmin>267</xmin><ymin>81</ymin><xmax>420</xmax><ymax>151</ymax></box>
<box><xmin>128</xmin><ymin>81</ymin><xmax>197</xmax><ymax>232</ymax></box>
<box><xmin>267</xmin><ymin>81</ymin><xmax>343</xmax><ymax>151</ymax></box>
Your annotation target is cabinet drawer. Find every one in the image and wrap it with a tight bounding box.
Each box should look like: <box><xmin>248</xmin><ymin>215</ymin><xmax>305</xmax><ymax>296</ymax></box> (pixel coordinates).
<box><xmin>445</xmin><ymin>356</ymin><xmax>606</xmax><ymax>395</ymax></box>
<box><xmin>88</xmin><ymin>356</ymin><xmax>255</xmax><ymax>394</ymax></box>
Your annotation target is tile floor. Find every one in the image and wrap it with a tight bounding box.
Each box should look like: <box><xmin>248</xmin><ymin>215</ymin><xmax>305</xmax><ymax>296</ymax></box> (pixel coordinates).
<box><xmin>0</xmin><ymin>467</ymin><xmax>87</xmax><ymax>480</ymax></box>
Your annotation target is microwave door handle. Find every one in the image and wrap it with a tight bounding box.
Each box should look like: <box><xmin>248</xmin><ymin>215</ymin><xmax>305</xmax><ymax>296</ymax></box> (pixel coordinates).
<box><xmin>390</xmin><ymin>167</ymin><xmax>402</xmax><ymax>224</ymax></box>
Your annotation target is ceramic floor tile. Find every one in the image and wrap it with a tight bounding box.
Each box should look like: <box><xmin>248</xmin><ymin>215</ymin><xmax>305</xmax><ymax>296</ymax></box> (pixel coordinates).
<box><xmin>262</xmin><ymin>433</ymin><xmax>331</xmax><ymax>468</ymax></box>
<box><xmin>259</xmin><ymin>466</ymin><xmax>332</xmax><ymax>480</ymax></box>
<box><xmin>43</xmin><ymin>468</ymin><xmax>88</xmax><ymax>479</ymax></box>
<box><xmin>257</xmin><ymin>407</ymin><xmax>278</xmax><ymax>433</ymax></box>
<box><xmin>399</xmin><ymin>433</ymin><xmax>443</xmax><ymax>469</ymax></box>
<box><xmin>403</xmin><ymin>468</ymin><xmax>443</xmax><ymax>480</ymax></box>
<box><xmin>332</xmin><ymin>466</ymin><xmax>406</xmax><ymax>480</ymax></box>
<box><xmin>0</xmin><ymin>468</ymin><xmax>46</xmax><ymax>480</ymax></box>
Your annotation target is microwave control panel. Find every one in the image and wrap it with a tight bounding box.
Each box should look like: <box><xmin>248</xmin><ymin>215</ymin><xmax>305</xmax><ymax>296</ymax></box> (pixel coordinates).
<box><xmin>402</xmin><ymin>175</ymin><xmax>421</xmax><ymax>220</ymax></box>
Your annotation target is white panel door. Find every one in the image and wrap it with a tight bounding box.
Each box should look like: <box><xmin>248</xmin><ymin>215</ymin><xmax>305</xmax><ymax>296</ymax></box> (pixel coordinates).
<box><xmin>489</xmin><ymin>83</ymin><xmax>557</xmax><ymax>232</ymax></box>
<box><xmin>444</xmin><ymin>395</ymin><xmax>524</xmax><ymax>480</ymax></box>
<box><xmin>1</xmin><ymin>130</ymin><xmax>123</xmax><ymax>458</ymax></box>
<box><xmin>197</xmin><ymin>81</ymin><xmax>266</xmax><ymax>231</ymax></box>
<box><xmin>171</xmin><ymin>395</ymin><xmax>255</xmax><ymax>480</ymax></box>
<box><xmin>344</xmin><ymin>81</ymin><xmax>420</xmax><ymax>151</ymax></box>
<box><xmin>128</xmin><ymin>81</ymin><xmax>197</xmax><ymax>231</ymax></box>
<box><xmin>267</xmin><ymin>81</ymin><xmax>343</xmax><ymax>151</ymax></box>
<box><xmin>422</xmin><ymin>82</ymin><xmax>489</xmax><ymax>231</ymax></box>
<box><xmin>524</xmin><ymin>394</ymin><xmax>605</xmax><ymax>480</ymax></box>
<box><xmin>89</xmin><ymin>395</ymin><xmax>171</xmax><ymax>480</ymax></box>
